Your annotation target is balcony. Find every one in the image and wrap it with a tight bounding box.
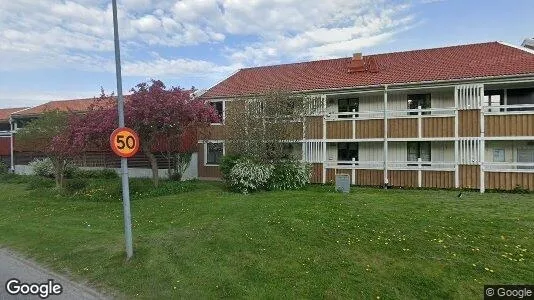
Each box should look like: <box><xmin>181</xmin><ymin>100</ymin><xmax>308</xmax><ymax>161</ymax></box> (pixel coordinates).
<box><xmin>324</xmin><ymin>107</ymin><xmax>455</xmax><ymax>140</ymax></box>
<box><xmin>323</xmin><ymin>160</ymin><xmax>455</xmax><ymax>188</ymax></box>
<box><xmin>484</xmin><ymin>104</ymin><xmax>534</xmax><ymax>138</ymax></box>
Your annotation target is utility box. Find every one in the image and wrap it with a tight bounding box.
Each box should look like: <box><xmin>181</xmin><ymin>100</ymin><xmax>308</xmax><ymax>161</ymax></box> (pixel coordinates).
<box><xmin>335</xmin><ymin>174</ymin><xmax>350</xmax><ymax>193</ymax></box>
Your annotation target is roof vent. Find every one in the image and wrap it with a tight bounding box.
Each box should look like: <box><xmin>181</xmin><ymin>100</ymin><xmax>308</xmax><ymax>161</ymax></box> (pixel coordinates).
<box><xmin>348</xmin><ymin>53</ymin><xmax>379</xmax><ymax>73</ymax></box>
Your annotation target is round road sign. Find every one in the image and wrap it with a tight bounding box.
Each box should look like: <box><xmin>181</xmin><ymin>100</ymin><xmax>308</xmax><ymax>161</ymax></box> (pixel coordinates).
<box><xmin>110</xmin><ymin>127</ymin><xmax>140</xmax><ymax>158</ymax></box>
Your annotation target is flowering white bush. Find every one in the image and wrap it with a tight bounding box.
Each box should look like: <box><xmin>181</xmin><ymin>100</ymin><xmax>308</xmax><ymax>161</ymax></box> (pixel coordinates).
<box><xmin>29</xmin><ymin>157</ymin><xmax>77</xmax><ymax>178</ymax></box>
<box><xmin>228</xmin><ymin>158</ymin><xmax>273</xmax><ymax>194</ymax></box>
<box><xmin>29</xmin><ymin>158</ymin><xmax>55</xmax><ymax>177</ymax></box>
<box><xmin>267</xmin><ymin>161</ymin><xmax>311</xmax><ymax>190</ymax></box>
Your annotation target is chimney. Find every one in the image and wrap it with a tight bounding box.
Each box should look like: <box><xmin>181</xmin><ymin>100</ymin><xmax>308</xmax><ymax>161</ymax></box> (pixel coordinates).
<box><xmin>348</xmin><ymin>52</ymin><xmax>365</xmax><ymax>73</ymax></box>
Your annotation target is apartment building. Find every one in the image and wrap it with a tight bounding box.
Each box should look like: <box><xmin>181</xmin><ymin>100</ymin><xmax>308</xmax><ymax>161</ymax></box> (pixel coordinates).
<box><xmin>198</xmin><ymin>42</ymin><xmax>534</xmax><ymax>191</ymax></box>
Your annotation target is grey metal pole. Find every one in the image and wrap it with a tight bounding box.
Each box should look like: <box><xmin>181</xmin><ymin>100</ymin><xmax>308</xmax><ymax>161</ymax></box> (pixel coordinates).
<box><xmin>112</xmin><ymin>0</ymin><xmax>133</xmax><ymax>260</ymax></box>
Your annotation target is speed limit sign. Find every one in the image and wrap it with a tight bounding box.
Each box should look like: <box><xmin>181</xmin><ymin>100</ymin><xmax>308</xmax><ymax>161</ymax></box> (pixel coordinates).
<box><xmin>110</xmin><ymin>127</ymin><xmax>140</xmax><ymax>158</ymax></box>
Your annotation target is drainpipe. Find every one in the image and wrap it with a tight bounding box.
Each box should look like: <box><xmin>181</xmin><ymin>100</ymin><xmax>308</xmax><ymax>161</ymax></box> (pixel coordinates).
<box><xmin>9</xmin><ymin>117</ymin><xmax>14</xmax><ymax>173</ymax></box>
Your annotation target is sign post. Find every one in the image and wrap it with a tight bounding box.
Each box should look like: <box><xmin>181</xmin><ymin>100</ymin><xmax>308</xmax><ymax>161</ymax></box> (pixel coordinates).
<box><xmin>111</xmin><ymin>0</ymin><xmax>134</xmax><ymax>260</ymax></box>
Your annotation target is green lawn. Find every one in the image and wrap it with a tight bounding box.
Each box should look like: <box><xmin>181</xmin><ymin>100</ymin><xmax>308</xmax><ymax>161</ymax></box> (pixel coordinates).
<box><xmin>0</xmin><ymin>177</ymin><xmax>533</xmax><ymax>299</ymax></box>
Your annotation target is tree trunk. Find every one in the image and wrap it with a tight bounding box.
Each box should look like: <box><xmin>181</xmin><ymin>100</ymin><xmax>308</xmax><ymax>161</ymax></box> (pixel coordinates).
<box><xmin>142</xmin><ymin>143</ymin><xmax>159</xmax><ymax>187</ymax></box>
<box><xmin>167</xmin><ymin>151</ymin><xmax>172</xmax><ymax>179</ymax></box>
<box><xmin>51</xmin><ymin>158</ymin><xmax>65</xmax><ymax>189</ymax></box>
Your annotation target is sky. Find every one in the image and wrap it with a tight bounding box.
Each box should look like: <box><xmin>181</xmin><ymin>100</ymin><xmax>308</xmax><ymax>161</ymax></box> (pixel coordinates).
<box><xmin>0</xmin><ymin>0</ymin><xmax>533</xmax><ymax>108</ymax></box>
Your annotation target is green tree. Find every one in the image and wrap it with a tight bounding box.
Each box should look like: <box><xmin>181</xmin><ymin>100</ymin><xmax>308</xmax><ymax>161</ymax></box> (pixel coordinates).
<box><xmin>16</xmin><ymin>111</ymin><xmax>78</xmax><ymax>188</ymax></box>
<box><xmin>224</xmin><ymin>90</ymin><xmax>307</xmax><ymax>163</ymax></box>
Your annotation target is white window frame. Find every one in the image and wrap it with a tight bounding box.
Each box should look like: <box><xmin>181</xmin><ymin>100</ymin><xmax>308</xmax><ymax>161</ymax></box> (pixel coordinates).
<box><xmin>210</xmin><ymin>100</ymin><xmax>225</xmax><ymax>125</ymax></box>
<box><xmin>204</xmin><ymin>140</ymin><xmax>225</xmax><ymax>166</ymax></box>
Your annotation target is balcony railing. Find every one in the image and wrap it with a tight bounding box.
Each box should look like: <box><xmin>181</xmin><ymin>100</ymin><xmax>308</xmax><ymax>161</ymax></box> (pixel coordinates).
<box><xmin>483</xmin><ymin>104</ymin><xmax>534</xmax><ymax>115</ymax></box>
<box><xmin>325</xmin><ymin>107</ymin><xmax>456</xmax><ymax>120</ymax></box>
<box><xmin>324</xmin><ymin>160</ymin><xmax>455</xmax><ymax>171</ymax></box>
<box><xmin>484</xmin><ymin>162</ymin><xmax>534</xmax><ymax>172</ymax></box>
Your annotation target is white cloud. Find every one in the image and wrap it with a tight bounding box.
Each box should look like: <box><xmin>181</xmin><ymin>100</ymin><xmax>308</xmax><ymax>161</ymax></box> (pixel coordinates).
<box><xmin>0</xmin><ymin>90</ymin><xmax>102</xmax><ymax>109</ymax></box>
<box><xmin>0</xmin><ymin>0</ymin><xmax>417</xmax><ymax>87</ymax></box>
<box><xmin>122</xmin><ymin>58</ymin><xmax>242</xmax><ymax>79</ymax></box>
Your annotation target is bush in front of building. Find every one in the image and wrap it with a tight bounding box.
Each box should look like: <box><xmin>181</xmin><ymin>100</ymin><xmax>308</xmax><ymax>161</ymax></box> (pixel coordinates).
<box><xmin>267</xmin><ymin>161</ymin><xmax>311</xmax><ymax>191</ymax></box>
<box><xmin>29</xmin><ymin>158</ymin><xmax>77</xmax><ymax>179</ymax></box>
<box><xmin>65</xmin><ymin>178</ymin><xmax>89</xmax><ymax>194</ymax></box>
<box><xmin>29</xmin><ymin>158</ymin><xmax>55</xmax><ymax>178</ymax></box>
<box><xmin>219</xmin><ymin>154</ymin><xmax>242</xmax><ymax>180</ymax></box>
<box><xmin>228</xmin><ymin>158</ymin><xmax>273</xmax><ymax>194</ymax></box>
<box><xmin>74</xmin><ymin>168</ymin><xmax>119</xmax><ymax>179</ymax></box>
<box><xmin>0</xmin><ymin>161</ymin><xmax>7</xmax><ymax>174</ymax></box>
<box><xmin>225</xmin><ymin>157</ymin><xmax>311</xmax><ymax>193</ymax></box>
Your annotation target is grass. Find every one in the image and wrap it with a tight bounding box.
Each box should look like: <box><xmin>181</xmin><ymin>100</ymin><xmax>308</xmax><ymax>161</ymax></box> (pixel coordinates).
<box><xmin>0</xmin><ymin>176</ymin><xmax>533</xmax><ymax>299</ymax></box>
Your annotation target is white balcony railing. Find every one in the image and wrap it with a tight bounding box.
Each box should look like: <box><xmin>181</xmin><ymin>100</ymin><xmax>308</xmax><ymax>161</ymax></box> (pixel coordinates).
<box><xmin>325</xmin><ymin>107</ymin><xmax>456</xmax><ymax>121</ymax></box>
<box><xmin>482</xmin><ymin>104</ymin><xmax>534</xmax><ymax>115</ymax></box>
<box><xmin>484</xmin><ymin>162</ymin><xmax>534</xmax><ymax>172</ymax></box>
<box><xmin>324</xmin><ymin>160</ymin><xmax>455</xmax><ymax>171</ymax></box>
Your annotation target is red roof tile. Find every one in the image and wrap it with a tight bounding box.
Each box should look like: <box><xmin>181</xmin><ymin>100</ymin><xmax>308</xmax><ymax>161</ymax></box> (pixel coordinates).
<box><xmin>203</xmin><ymin>42</ymin><xmax>534</xmax><ymax>99</ymax></box>
<box><xmin>0</xmin><ymin>107</ymin><xmax>29</xmax><ymax>122</ymax></box>
<box><xmin>12</xmin><ymin>97</ymin><xmax>118</xmax><ymax>117</ymax></box>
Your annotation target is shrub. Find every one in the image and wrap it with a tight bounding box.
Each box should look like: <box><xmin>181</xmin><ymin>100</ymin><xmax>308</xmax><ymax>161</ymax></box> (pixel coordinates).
<box><xmin>267</xmin><ymin>161</ymin><xmax>311</xmax><ymax>191</ymax></box>
<box><xmin>27</xmin><ymin>176</ymin><xmax>55</xmax><ymax>189</ymax></box>
<box><xmin>29</xmin><ymin>158</ymin><xmax>55</xmax><ymax>177</ymax></box>
<box><xmin>28</xmin><ymin>158</ymin><xmax>78</xmax><ymax>178</ymax></box>
<box><xmin>65</xmin><ymin>178</ymin><xmax>89</xmax><ymax>193</ymax></box>
<box><xmin>228</xmin><ymin>158</ymin><xmax>273</xmax><ymax>194</ymax></box>
<box><xmin>0</xmin><ymin>160</ymin><xmax>7</xmax><ymax>174</ymax></box>
<box><xmin>75</xmin><ymin>168</ymin><xmax>118</xmax><ymax>179</ymax></box>
<box><xmin>219</xmin><ymin>154</ymin><xmax>241</xmax><ymax>180</ymax></box>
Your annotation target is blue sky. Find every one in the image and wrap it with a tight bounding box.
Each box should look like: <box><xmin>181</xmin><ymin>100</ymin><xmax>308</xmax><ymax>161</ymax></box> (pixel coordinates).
<box><xmin>0</xmin><ymin>0</ymin><xmax>533</xmax><ymax>108</ymax></box>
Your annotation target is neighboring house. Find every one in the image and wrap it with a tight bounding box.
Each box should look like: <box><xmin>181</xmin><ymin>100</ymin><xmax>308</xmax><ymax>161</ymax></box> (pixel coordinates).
<box><xmin>0</xmin><ymin>107</ymin><xmax>28</xmax><ymax>169</ymax></box>
<box><xmin>199</xmin><ymin>41</ymin><xmax>534</xmax><ymax>192</ymax></box>
<box><xmin>9</xmin><ymin>98</ymin><xmax>198</xmax><ymax>179</ymax></box>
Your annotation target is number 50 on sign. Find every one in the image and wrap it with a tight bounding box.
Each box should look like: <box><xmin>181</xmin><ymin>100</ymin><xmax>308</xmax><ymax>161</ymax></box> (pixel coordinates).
<box><xmin>110</xmin><ymin>127</ymin><xmax>140</xmax><ymax>158</ymax></box>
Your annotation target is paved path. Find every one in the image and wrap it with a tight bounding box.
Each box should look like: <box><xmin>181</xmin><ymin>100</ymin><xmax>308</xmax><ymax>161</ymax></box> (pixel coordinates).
<box><xmin>0</xmin><ymin>248</ymin><xmax>108</xmax><ymax>300</ymax></box>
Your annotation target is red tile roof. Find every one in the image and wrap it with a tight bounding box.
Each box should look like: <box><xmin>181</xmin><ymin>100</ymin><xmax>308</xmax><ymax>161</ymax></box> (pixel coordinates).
<box><xmin>0</xmin><ymin>107</ymin><xmax>29</xmax><ymax>122</ymax></box>
<box><xmin>12</xmin><ymin>97</ymin><xmax>117</xmax><ymax>117</ymax></box>
<box><xmin>203</xmin><ymin>42</ymin><xmax>534</xmax><ymax>99</ymax></box>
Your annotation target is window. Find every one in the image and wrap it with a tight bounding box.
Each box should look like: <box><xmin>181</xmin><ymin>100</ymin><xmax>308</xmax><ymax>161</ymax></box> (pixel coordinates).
<box><xmin>407</xmin><ymin>94</ymin><xmax>431</xmax><ymax>115</ymax></box>
<box><xmin>493</xmin><ymin>149</ymin><xmax>505</xmax><ymax>162</ymax></box>
<box><xmin>517</xmin><ymin>148</ymin><xmax>534</xmax><ymax>169</ymax></box>
<box><xmin>338</xmin><ymin>98</ymin><xmax>358</xmax><ymax>118</ymax></box>
<box><xmin>507</xmin><ymin>88</ymin><xmax>534</xmax><ymax>111</ymax></box>
<box><xmin>484</xmin><ymin>90</ymin><xmax>504</xmax><ymax>112</ymax></box>
<box><xmin>210</xmin><ymin>101</ymin><xmax>224</xmax><ymax>123</ymax></box>
<box><xmin>407</xmin><ymin>142</ymin><xmax>431</xmax><ymax>166</ymax></box>
<box><xmin>337</xmin><ymin>142</ymin><xmax>358</xmax><ymax>164</ymax></box>
<box><xmin>205</xmin><ymin>142</ymin><xmax>223</xmax><ymax>165</ymax></box>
